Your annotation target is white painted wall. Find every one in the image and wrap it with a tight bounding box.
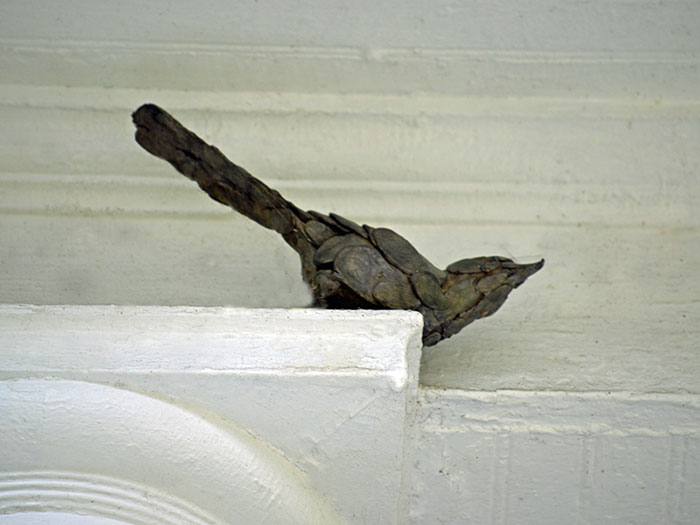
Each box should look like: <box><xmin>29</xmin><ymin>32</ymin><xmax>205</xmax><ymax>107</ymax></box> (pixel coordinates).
<box><xmin>4</xmin><ymin>0</ymin><xmax>698</xmax><ymax>52</ymax></box>
<box><xmin>1</xmin><ymin>1</ymin><xmax>699</xmax><ymax>523</ymax></box>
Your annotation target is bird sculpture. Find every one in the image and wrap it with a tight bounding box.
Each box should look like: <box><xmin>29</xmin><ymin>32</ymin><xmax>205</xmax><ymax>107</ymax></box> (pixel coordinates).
<box><xmin>132</xmin><ymin>104</ymin><xmax>543</xmax><ymax>346</ymax></box>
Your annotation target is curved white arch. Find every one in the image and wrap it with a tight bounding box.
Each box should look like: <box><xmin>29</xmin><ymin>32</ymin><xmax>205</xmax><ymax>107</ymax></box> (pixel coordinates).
<box><xmin>0</xmin><ymin>511</ymin><xmax>126</xmax><ymax>524</ymax></box>
<box><xmin>0</xmin><ymin>379</ymin><xmax>340</xmax><ymax>524</ymax></box>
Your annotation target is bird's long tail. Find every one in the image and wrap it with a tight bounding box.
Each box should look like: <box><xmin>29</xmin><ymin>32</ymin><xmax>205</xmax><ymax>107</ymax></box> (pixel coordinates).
<box><xmin>132</xmin><ymin>104</ymin><xmax>311</xmax><ymax>237</ymax></box>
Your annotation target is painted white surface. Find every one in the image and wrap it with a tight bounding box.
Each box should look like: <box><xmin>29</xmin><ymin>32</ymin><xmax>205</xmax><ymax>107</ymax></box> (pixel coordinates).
<box><xmin>412</xmin><ymin>389</ymin><xmax>700</xmax><ymax>524</ymax></box>
<box><xmin>2</xmin><ymin>0</ymin><xmax>699</xmax><ymax>98</ymax></box>
<box><xmin>1</xmin><ymin>379</ymin><xmax>335</xmax><ymax>524</ymax></box>
<box><xmin>0</xmin><ymin>513</ymin><xmax>126</xmax><ymax>524</ymax></box>
<box><xmin>1</xmin><ymin>1</ymin><xmax>699</xmax><ymax>522</ymax></box>
<box><xmin>2</xmin><ymin>306</ymin><xmax>698</xmax><ymax>524</ymax></box>
<box><xmin>3</xmin><ymin>0</ymin><xmax>698</xmax><ymax>52</ymax></box>
<box><xmin>0</xmin><ymin>306</ymin><xmax>423</xmax><ymax>524</ymax></box>
<box><xmin>2</xmin><ymin>44</ymin><xmax>698</xmax><ymax>100</ymax></box>
<box><xmin>1</xmin><ymin>88</ymin><xmax>698</xmax><ymax>228</ymax></box>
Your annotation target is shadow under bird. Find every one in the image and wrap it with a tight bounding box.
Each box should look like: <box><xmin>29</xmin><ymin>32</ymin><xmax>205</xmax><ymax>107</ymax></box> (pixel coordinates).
<box><xmin>132</xmin><ymin>104</ymin><xmax>544</xmax><ymax>346</ymax></box>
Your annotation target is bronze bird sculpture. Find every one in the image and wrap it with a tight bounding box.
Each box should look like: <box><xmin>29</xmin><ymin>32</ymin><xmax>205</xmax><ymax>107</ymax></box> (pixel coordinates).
<box><xmin>132</xmin><ymin>104</ymin><xmax>543</xmax><ymax>346</ymax></box>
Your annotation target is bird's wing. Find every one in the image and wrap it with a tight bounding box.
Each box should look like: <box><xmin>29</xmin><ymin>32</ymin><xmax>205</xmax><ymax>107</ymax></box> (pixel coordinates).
<box><xmin>366</xmin><ymin>227</ymin><xmax>445</xmax><ymax>280</ymax></box>
<box><xmin>333</xmin><ymin>245</ymin><xmax>421</xmax><ymax>309</ymax></box>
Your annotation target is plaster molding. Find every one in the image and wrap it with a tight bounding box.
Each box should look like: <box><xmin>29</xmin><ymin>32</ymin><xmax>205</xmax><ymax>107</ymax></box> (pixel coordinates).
<box><xmin>2</xmin><ymin>38</ymin><xmax>698</xmax><ymax>99</ymax></box>
<box><xmin>1</xmin><ymin>87</ymin><xmax>697</xmax><ymax>228</ymax></box>
<box><xmin>0</xmin><ymin>471</ymin><xmax>213</xmax><ymax>524</ymax></box>
<box><xmin>0</xmin><ymin>305</ymin><xmax>423</xmax><ymax>523</ymax></box>
<box><xmin>0</xmin><ymin>378</ymin><xmax>341</xmax><ymax>524</ymax></box>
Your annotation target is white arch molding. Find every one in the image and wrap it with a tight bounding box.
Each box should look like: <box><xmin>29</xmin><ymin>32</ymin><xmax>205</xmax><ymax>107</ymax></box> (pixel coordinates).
<box><xmin>0</xmin><ymin>378</ymin><xmax>340</xmax><ymax>524</ymax></box>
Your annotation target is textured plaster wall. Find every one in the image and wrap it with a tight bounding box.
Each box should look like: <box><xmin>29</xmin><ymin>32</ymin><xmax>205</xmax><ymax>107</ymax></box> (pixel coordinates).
<box><xmin>1</xmin><ymin>1</ymin><xmax>699</xmax><ymax>523</ymax></box>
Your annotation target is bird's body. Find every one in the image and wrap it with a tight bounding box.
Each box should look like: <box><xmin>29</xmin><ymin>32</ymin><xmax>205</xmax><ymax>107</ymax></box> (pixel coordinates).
<box><xmin>132</xmin><ymin>104</ymin><xmax>543</xmax><ymax>346</ymax></box>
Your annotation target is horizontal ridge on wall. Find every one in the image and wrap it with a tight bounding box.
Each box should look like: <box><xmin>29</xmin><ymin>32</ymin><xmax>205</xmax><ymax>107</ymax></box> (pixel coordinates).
<box><xmin>1</xmin><ymin>37</ymin><xmax>698</xmax><ymax>229</ymax></box>
<box><xmin>1</xmin><ymin>172</ymin><xmax>696</xmax><ymax>228</ymax></box>
<box><xmin>3</xmin><ymin>84</ymin><xmax>700</xmax><ymax>118</ymax></box>
<box><xmin>2</xmin><ymin>38</ymin><xmax>700</xmax><ymax>99</ymax></box>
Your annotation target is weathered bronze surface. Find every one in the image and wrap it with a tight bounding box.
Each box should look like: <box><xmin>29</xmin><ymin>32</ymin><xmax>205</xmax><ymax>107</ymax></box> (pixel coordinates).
<box><xmin>132</xmin><ymin>104</ymin><xmax>544</xmax><ymax>346</ymax></box>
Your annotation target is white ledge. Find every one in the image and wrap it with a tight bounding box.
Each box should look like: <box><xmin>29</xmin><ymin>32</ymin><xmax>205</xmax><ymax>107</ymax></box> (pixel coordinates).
<box><xmin>0</xmin><ymin>304</ymin><xmax>423</xmax><ymax>523</ymax></box>
<box><xmin>0</xmin><ymin>304</ymin><xmax>422</xmax><ymax>387</ymax></box>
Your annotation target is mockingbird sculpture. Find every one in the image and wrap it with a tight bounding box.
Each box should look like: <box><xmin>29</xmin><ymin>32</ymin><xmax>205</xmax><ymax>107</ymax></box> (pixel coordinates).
<box><xmin>132</xmin><ymin>104</ymin><xmax>543</xmax><ymax>346</ymax></box>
